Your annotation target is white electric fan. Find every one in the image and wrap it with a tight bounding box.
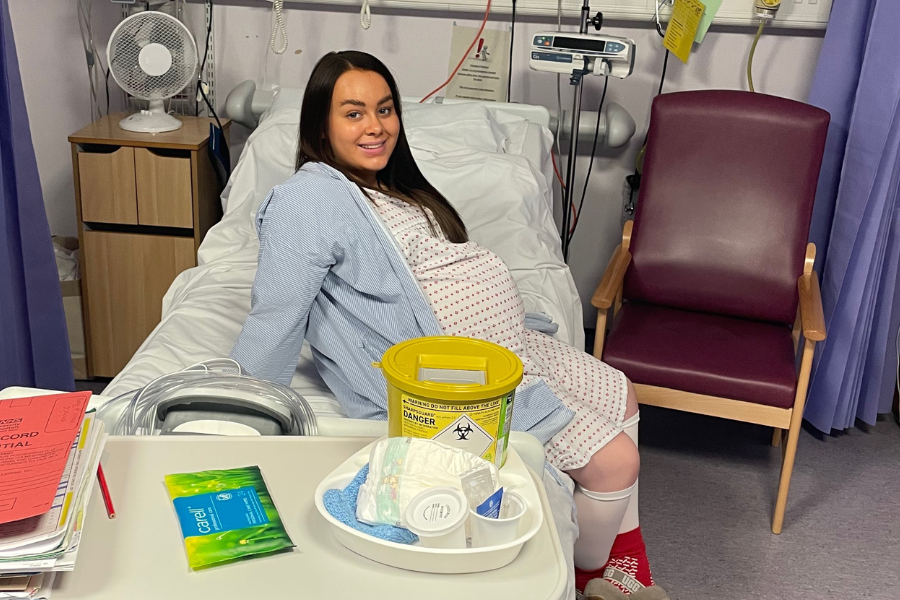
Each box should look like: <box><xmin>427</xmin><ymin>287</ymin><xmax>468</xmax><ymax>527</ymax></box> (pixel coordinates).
<box><xmin>107</xmin><ymin>11</ymin><xmax>199</xmax><ymax>133</ymax></box>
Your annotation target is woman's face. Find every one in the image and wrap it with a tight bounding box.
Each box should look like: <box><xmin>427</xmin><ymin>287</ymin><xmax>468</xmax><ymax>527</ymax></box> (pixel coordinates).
<box><xmin>328</xmin><ymin>69</ymin><xmax>400</xmax><ymax>186</ymax></box>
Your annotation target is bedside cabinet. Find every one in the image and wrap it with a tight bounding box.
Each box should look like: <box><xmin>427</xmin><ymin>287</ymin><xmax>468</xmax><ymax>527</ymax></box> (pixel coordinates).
<box><xmin>68</xmin><ymin>114</ymin><xmax>230</xmax><ymax>378</ymax></box>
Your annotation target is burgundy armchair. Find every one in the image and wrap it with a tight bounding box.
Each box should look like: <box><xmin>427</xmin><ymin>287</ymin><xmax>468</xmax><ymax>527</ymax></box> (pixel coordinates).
<box><xmin>592</xmin><ymin>90</ymin><xmax>829</xmax><ymax>534</ymax></box>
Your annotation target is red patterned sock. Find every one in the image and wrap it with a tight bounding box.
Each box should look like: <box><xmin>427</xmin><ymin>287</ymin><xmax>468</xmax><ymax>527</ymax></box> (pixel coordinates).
<box><xmin>575</xmin><ymin>565</ymin><xmax>604</xmax><ymax>594</ymax></box>
<box><xmin>574</xmin><ymin>527</ymin><xmax>654</xmax><ymax>594</ymax></box>
<box><xmin>600</xmin><ymin>526</ymin><xmax>654</xmax><ymax>594</ymax></box>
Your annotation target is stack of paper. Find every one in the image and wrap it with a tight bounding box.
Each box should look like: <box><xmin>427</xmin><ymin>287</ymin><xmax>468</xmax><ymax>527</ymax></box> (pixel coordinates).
<box><xmin>0</xmin><ymin>393</ymin><xmax>108</xmax><ymax>600</ymax></box>
<box><xmin>0</xmin><ymin>574</ymin><xmax>50</xmax><ymax>599</ymax></box>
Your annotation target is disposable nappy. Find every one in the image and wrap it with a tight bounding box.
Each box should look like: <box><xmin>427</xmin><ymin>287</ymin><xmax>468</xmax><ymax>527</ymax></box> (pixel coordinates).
<box><xmin>356</xmin><ymin>437</ymin><xmax>498</xmax><ymax>527</ymax></box>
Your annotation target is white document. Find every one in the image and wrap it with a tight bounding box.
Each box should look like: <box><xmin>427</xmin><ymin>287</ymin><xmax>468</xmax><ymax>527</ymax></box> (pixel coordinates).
<box><xmin>446</xmin><ymin>25</ymin><xmax>511</xmax><ymax>102</ymax></box>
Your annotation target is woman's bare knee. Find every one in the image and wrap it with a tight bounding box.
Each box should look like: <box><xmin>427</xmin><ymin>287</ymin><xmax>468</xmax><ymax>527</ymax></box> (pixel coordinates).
<box><xmin>624</xmin><ymin>378</ymin><xmax>639</xmax><ymax>420</ymax></box>
<box><xmin>567</xmin><ymin>432</ymin><xmax>640</xmax><ymax>493</ymax></box>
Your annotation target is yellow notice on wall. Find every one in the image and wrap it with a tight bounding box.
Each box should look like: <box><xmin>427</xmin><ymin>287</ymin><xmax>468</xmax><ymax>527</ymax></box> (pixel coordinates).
<box><xmin>663</xmin><ymin>0</ymin><xmax>706</xmax><ymax>64</ymax></box>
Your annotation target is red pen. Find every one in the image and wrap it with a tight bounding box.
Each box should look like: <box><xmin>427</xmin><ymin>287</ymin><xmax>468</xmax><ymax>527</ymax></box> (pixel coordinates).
<box><xmin>96</xmin><ymin>463</ymin><xmax>116</xmax><ymax>519</ymax></box>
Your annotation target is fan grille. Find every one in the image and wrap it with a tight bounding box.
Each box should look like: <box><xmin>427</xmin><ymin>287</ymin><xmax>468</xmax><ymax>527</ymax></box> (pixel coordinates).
<box><xmin>109</xmin><ymin>11</ymin><xmax>198</xmax><ymax>100</ymax></box>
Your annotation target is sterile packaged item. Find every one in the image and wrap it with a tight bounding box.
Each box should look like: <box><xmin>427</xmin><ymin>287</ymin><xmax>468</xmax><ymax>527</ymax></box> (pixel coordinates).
<box><xmin>475</xmin><ymin>487</ymin><xmax>504</xmax><ymax>519</ymax></box>
<box><xmin>469</xmin><ymin>491</ymin><xmax>526</xmax><ymax>548</ymax></box>
<box><xmin>403</xmin><ymin>487</ymin><xmax>468</xmax><ymax>549</ymax></box>
<box><xmin>356</xmin><ymin>437</ymin><xmax>498</xmax><ymax>527</ymax></box>
<box><xmin>459</xmin><ymin>463</ymin><xmax>499</xmax><ymax>510</ymax></box>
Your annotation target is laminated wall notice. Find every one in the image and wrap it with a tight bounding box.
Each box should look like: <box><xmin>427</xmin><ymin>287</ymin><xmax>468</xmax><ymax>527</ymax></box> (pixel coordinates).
<box><xmin>446</xmin><ymin>25</ymin><xmax>511</xmax><ymax>102</ymax></box>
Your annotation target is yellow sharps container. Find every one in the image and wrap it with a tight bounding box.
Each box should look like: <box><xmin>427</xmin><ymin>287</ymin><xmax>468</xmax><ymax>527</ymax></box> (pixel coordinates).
<box><xmin>374</xmin><ymin>336</ymin><xmax>523</xmax><ymax>468</ymax></box>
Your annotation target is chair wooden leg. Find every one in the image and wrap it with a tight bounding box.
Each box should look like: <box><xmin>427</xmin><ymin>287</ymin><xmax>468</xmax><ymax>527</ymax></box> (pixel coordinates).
<box><xmin>771</xmin><ymin>428</ymin><xmax>782</xmax><ymax>447</ymax></box>
<box><xmin>773</xmin><ymin>419</ymin><xmax>801</xmax><ymax>534</ymax></box>
<box><xmin>772</xmin><ymin>339</ymin><xmax>815</xmax><ymax>534</ymax></box>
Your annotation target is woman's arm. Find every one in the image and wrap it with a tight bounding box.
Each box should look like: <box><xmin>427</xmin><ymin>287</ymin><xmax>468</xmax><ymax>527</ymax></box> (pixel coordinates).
<box><xmin>230</xmin><ymin>185</ymin><xmax>335</xmax><ymax>384</ymax></box>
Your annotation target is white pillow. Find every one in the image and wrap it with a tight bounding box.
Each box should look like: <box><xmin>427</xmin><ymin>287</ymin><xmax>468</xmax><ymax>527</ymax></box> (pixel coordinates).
<box><xmin>400</xmin><ymin>102</ymin><xmax>507</xmax><ymax>156</ymax></box>
<box><xmin>263</xmin><ymin>86</ymin><xmax>303</xmax><ymax>119</ymax></box>
<box><xmin>262</xmin><ymin>86</ymin><xmax>508</xmax><ymax>153</ymax></box>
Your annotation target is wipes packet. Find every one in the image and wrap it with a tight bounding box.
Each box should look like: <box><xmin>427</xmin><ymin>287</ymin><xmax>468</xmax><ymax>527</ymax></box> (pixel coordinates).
<box><xmin>164</xmin><ymin>466</ymin><xmax>294</xmax><ymax>569</ymax></box>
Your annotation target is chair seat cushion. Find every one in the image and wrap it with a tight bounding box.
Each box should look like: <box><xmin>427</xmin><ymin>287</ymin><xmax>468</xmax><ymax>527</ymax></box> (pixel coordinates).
<box><xmin>603</xmin><ymin>303</ymin><xmax>798</xmax><ymax>409</ymax></box>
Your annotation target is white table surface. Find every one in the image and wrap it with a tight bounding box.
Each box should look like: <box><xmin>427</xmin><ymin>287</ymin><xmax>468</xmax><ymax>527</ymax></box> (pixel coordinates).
<box><xmin>50</xmin><ymin>435</ymin><xmax>568</xmax><ymax>599</ymax></box>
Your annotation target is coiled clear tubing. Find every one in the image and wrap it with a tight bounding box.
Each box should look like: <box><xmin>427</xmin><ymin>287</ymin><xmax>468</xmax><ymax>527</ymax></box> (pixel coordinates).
<box><xmin>96</xmin><ymin>359</ymin><xmax>317</xmax><ymax>436</ymax></box>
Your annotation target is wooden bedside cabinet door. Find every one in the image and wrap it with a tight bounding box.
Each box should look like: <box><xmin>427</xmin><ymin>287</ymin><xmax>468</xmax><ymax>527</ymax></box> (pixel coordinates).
<box><xmin>78</xmin><ymin>146</ymin><xmax>137</xmax><ymax>224</ymax></box>
<box><xmin>82</xmin><ymin>231</ymin><xmax>196</xmax><ymax>377</ymax></box>
<box><xmin>135</xmin><ymin>147</ymin><xmax>194</xmax><ymax>228</ymax></box>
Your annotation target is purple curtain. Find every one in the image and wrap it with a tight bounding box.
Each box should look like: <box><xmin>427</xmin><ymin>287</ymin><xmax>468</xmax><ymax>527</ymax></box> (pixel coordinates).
<box><xmin>0</xmin><ymin>0</ymin><xmax>74</xmax><ymax>391</ymax></box>
<box><xmin>805</xmin><ymin>0</ymin><xmax>900</xmax><ymax>433</ymax></box>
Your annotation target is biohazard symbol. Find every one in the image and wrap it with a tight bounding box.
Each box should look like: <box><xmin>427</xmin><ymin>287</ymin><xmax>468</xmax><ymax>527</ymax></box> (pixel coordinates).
<box><xmin>454</xmin><ymin>422</ymin><xmax>474</xmax><ymax>441</ymax></box>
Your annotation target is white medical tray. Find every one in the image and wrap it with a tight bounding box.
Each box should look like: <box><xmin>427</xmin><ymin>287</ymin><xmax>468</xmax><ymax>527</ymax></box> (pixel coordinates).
<box><xmin>314</xmin><ymin>440</ymin><xmax>544</xmax><ymax>574</ymax></box>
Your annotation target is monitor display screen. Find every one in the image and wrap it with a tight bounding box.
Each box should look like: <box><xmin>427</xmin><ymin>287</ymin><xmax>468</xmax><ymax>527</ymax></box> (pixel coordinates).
<box><xmin>553</xmin><ymin>36</ymin><xmax>606</xmax><ymax>52</ymax></box>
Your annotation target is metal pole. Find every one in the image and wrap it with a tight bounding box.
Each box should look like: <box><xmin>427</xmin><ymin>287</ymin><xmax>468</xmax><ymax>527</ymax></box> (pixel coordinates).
<box><xmin>561</xmin><ymin>0</ymin><xmax>592</xmax><ymax>259</ymax></box>
<box><xmin>562</xmin><ymin>81</ymin><xmax>582</xmax><ymax>257</ymax></box>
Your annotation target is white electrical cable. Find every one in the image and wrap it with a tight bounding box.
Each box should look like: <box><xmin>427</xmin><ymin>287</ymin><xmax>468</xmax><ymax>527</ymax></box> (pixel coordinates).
<box><xmin>554</xmin><ymin>0</ymin><xmax>564</xmax><ymax>184</ymax></box>
<box><xmin>654</xmin><ymin>0</ymin><xmax>669</xmax><ymax>37</ymax></box>
<box><xmin>173</xmin><ymin>0</ymin><xmax>197</xmax><ymax>117</ymax></box>
<box><xmin>270</xmin><ymin>0</ymin><xmax>288</xmax><ymax>54</ymax></box>
<box><xmin>360</xmin><ymin>0</ymin><xmax>372</xmax><ymax>29</ymax></box>
<box><xmin>77</xmin><ymin>0</ymin><xmax>102</xmax><ymax>121</ymax></box>
<box><xmin>179</xmin><ymin>0</ymin><xmax>196</xmax><ymax>38</ymax></box>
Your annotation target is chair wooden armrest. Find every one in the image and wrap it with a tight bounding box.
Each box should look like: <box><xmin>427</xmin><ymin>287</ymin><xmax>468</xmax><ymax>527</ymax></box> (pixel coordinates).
<box><xmin>592</xmin><ymin>221</ymin><xmax>633</xmax><ymax>358</ymax></box>
<box><xmin>591</xmin><ymin>245</ymin><xmax>632</xmax><ymax>309</ymax></box>
<box><xmin>798</xmin><ymin>271</ymin><xmax>826</xmax><ymax>342</ymax></box>
<box><xmin>796</xmin><ymin>243</ymin><xmax>825</xmax><ymax>343</ymax></box>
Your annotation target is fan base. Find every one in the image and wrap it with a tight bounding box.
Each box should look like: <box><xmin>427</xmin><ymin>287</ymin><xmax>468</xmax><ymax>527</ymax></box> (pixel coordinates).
<box><xmin>118</xmin><ymin>111</ymin><xmax>184</xmax><ymax>133</ymax></box>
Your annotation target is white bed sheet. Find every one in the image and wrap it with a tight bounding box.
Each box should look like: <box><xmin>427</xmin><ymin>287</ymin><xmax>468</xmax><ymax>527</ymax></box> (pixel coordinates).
<box><xmin>104</xmin><ymin>101</ymin><xmax>584</xmax><ymax>404</ymax></box>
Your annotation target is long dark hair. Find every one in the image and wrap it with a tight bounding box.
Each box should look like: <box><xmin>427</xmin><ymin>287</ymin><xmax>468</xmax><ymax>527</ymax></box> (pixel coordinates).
<box><xmin>296</xmin><ymin>51</ymin><xmax>468</xmax><ymax>243</ymax></box>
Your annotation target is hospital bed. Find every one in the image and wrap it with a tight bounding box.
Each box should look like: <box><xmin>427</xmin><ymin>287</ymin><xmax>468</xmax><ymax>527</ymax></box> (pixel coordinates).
<box><xmin>100</xmin><ymin>86</ymin><xmax>595</xmax><ymax>598</ymax></box>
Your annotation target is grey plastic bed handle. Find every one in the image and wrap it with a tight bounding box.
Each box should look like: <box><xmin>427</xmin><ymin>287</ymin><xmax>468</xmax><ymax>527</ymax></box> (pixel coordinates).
<box><xmin>155</xmin><ymin>395</ymin><xmax>297</xmax><ymax>435</ymax></box>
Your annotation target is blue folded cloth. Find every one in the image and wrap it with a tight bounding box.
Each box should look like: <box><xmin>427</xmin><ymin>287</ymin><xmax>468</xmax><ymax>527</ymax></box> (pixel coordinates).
<box><xmin>322</xmin><ymin>464</ymin><xmax>418</xmax><ymax>545</ymax></box>
<box><xmin>524</xmin><ymin>311</ymin><xmax>560</xmax><ymax>335</ymax></box>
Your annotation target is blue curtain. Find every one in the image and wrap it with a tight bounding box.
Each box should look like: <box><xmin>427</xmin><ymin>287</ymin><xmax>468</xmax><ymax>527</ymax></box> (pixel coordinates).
<box><xmin>805</xmin><ymin>0</ymin><xmax>900</xmax><ymax>433</ymax></box>
<box><xmin>0</xmin><ymin>0</ymin><xmax>74</xmax><ymax>391</ymax></box>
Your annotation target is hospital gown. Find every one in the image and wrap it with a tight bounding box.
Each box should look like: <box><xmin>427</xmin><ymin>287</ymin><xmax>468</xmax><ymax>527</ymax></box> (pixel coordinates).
<box><xmin>369</xmin><ymin>190</ymin><xmax>629</xmax><ymax>470</ymax></box>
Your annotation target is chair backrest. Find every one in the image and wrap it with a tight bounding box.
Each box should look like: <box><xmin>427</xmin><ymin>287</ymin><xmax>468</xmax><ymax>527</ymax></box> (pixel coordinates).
<box><xmin>624</xmin><ymin>90</ymin><xmax>830</xmax><ymax>325</ymax></box>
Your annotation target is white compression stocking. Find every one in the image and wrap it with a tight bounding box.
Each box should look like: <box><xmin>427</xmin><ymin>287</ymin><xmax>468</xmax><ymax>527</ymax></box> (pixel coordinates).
<box><xmin>573</xmin><ymin>482</ymin><xmax>635</xmax><ymax>570</ymax></box>
<box><xmin>572</xmin><ymin>411</ymin><xmax>642</xmax><ymax>570</ymax></box>
<box><xmin>619</xmin><ymin>411</ymin><xmax>640</xmax><ymax>534</ymax></box>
